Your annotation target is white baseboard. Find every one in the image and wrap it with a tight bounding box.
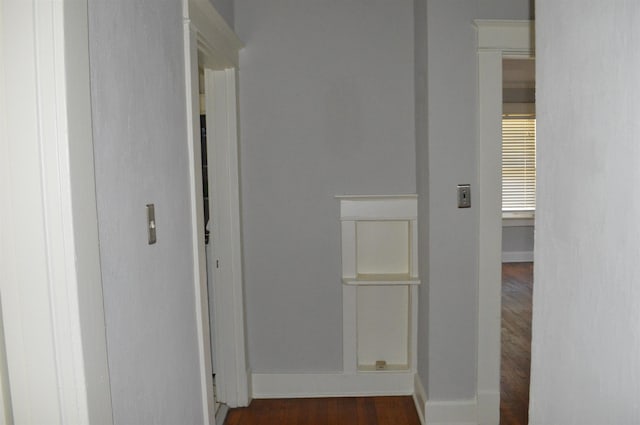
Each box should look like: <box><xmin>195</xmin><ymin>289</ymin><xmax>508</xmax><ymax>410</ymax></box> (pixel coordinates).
<box><xmin>215</xmin><ymin>403</ymin><xmax>228</xmax><ymax>425</ymax></box>
<box><xmin>245</xmin><ymin>368</ymin><xmax>253</xmax><ymax>406</ymax></box>
<box><xmin>251</xmin><ymin>372</ymin><xmax>415</xmax><ymax>399</ymax></box>
<box><xmin>424</xmin><ymin>399</ymin><xmax>477</xmax><ymax>425</ymax></box>
<box><xmin>413</xmin><ymin>374</ymin><xmax>427</xmax><ymax>425</ymax></box>
<box><xmin>252</xmin><ymin>372</ymin><xmax>484</xmax><ymax>425</ymax></box>
<box><xmin>502</xmin><ymin>250</ymin><xmax>533</xmax><ymax>263</ymax></box>
<box><xmin>476</xmin><ymin>390</ymin><xmax>499</xmax><ymax>425</ymax></box>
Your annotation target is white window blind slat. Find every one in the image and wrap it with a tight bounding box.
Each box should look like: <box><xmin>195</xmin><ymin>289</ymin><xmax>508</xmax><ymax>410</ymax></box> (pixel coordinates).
<box><xmin>502</xmin><ymin>115</ymin><xmax>536</xmax><ymax>212</ymax></box>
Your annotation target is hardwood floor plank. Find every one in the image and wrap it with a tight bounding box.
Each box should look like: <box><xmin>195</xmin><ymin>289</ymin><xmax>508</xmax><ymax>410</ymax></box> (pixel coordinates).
<box><xmin>375</xmin><ymin>396</ymin><xmax>420</xmax><ymax>425</ymax></box>
<box><xmin>501</xmin><ymin>262</ymin><xmax>533</xmax><ymax>425</ymax></box>
<box><xmin>373</xmin><ymin>397</ymin><xmax>396</xmax><ymax>425</ymax></box>
<box><xmin>356</xmin><ymin>397</ymin><xmax>378</xmax><ymax>425</ymax></box>
<box><xmin>309</xmin><ymin>398</ymin><xmax>331</xmax><ymax>425</ymax></box>
<box><xmin>326</xmin><ymin>398</ymin><xmax>339</xmax><ymax>425</ymax></box>
<box><xmin>224</xmin><ymin>396</ymin><xmax>420</xmax><ymax>425</ymax></box>
<box><xmin>336</xmin><ymin>397</ymin><xmax>357</xmax><ymax>424</ymax></box>
<box><xmin>283</xmin><ymin>399</ymin><xmax>305</xmax><ymax>425</ymax></box>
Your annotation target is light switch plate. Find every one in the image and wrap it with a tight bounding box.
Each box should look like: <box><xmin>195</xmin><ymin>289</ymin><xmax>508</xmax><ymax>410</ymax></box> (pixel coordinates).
<box><xmin>457</xmin><ymin>184</ymin><xmax>471</xmax><ymax>208</ymax></box>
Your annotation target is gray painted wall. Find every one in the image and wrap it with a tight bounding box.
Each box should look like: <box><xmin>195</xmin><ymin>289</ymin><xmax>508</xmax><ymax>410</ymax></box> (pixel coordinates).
<box><xmin>530</xmin><ymin>1</ymin><xmax>640</xmax><ymax>423</ymax></box>
<box><xmin>478</xmin><ymin>0</ymin><xmax>534</xmax><ymax>20</ymax></box>
<box><xmin>87</xmin><ymin>1</ymin><xmax>203</xmax><ymax>423</ymax></box>
<box><xmin>234</xmin><ymin>0</ymin><xmax>416</xmax><ymax>373</ymax></box>
<box><xmin>425</xmin><ymin>0</ymin><xmax>479</xmax><ymax>400</ymax></box>
<box><xmin>503</xmin><ymin>225</ymin><xmax>534</xmax><ymax>254</ymax></box>
<box><xmin>209</xmin><ymin>0</ymin><xmax>234</xmax><ymax>29</ymax></box>
<box><xmin>414</xmin><ymin>0</ymin><xmax>429</xmax><ymax>391</ymax></box>
<box><xmin>421</xmin><ymin>0</ymin><xmax>533</xmax><ymax>401</ymax></box>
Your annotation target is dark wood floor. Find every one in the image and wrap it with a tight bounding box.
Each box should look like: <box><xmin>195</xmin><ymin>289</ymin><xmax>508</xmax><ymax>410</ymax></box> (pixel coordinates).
<box><xmin>501</xmin><ymin>262</ymin><xmax>533</xmax><ymax>425</ymax></box>
<box><xmin>225</xmin><ymin>396</ymin><xmax>420</xmax><ymax>425</ymax></box>
<box><xmin>225</xmin><ymin>264</ymin><xmax>532</xmax><ymax>425</ymax></box>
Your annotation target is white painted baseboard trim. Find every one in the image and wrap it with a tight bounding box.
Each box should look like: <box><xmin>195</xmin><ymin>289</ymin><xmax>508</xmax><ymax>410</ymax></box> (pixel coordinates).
<box><xmin>476</xmin><ymin>390</ymin><xmax>499</xmax><ymax>425</ymax></box>
<box><xmin>502</xmin><ymin>250</ymin><xmax>533</xmax><ymax>263</ymax></box>
<box><xmin>245</xmin><ymin>368</ymin><xmax>253</xmax><ymax>405</ymax></box>
<box><xmin>215</xmin><ymin>404</ymin><xmax>228</xmax><ymax>425</ymax></box>
<box><xmin>424</xmin><ymin>399</ymin><xmax>477</xmax><ymax>425</ymax></box>
<box><xmin>251</xmin><ymin>372</ymin><xmax>415</xmax><ymax>399</ymax></box>
<box><xmin>413</xmin><ymin>374</ymin><xmax>427</xmax><ymax>425</ymax></box>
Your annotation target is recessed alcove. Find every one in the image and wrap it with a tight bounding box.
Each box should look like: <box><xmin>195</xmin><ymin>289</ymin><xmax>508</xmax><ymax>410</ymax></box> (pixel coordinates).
<box><xmin>338</xmin><ymin>195</ymin><xmax>419</xmax><ymax>374</ymax></box>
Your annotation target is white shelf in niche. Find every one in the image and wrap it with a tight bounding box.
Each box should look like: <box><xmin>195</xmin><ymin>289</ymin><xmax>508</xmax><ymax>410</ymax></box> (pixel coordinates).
<box><xmin>338</xmin><ymin>194</ymin><xmax>420</xmax><ymax>377</ymax></box>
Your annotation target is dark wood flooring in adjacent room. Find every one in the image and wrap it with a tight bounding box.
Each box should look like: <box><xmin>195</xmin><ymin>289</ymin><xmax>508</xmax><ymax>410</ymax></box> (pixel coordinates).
<box><xmin>501</xmin><ymin>262</ymin><xmax>533</xmax><ymax>425</ymax></box>
<box><xmin>225</xmin><ymin>396</ymin><xmax>420</xmax><ymax>425</ymax></box>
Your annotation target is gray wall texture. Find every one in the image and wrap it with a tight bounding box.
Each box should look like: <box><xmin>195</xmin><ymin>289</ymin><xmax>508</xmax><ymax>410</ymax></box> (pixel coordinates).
<box><xmin>503</xmin><ymin>225</ymin><xmax>534</xmax><ymax>254</ymax></box>
<box><xmin>414</xmin><ymin>0</ymin><xmax>429</xmax><ymax>392</ymax></box>
<box><xmin>530</xmin><ymin>1</ymin><xmax>640</xmax><ymax>423</ymax></box>
<box><xmin>88</xmin><ymin>0</ymin><xmax>203</xmax><ymax>423</ymax></box>
<box><xmin>234</xmin><ymin>0</ymin><xmax>416</xmax><ymax>373</ymax></box>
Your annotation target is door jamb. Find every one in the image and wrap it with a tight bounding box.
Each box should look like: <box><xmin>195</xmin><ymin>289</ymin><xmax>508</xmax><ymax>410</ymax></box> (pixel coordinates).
<box><xmin>204</xmin><ymin>68</ymin><xmax>250</xmax><ymax>408</ymax></box>
<box><xmin>0</xmin><ymin>0</ymin><xmax>112</xmax><ymax>422</ymax></box>
<box><xmin>183</xmin><ymin>1</ymin><xmax>248</xmax><ymax>422</ymax></box>
<box><xmin>474</xmin><ymin>19</ymin><xmax>534</xmax><ymax>424</ymax></box>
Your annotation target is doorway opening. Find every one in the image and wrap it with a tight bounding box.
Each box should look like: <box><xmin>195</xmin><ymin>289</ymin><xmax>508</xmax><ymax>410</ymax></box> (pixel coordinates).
<box><xmin>500</xmin><ymin>57</ymin><xmax>535</xmax><ymax>425</ymax></box>
<box><xmin>475</xmin><ymin>20</ymin><xmax>534</xmax><ymax>424</ymax></box>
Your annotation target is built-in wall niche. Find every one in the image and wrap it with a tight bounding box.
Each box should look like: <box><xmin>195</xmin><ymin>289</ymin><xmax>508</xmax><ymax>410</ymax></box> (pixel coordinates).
<box><xmin>338</xmin><ymin>195</ymin><xmax>419</xmax><ymax>374</ymax></box>
<box><xmin>357</xmin><ymin>220</ymin><xmax>408</xmax><ymax>274</ymax></box>
<box><xmin>356</xmin><ymin>285</ymin><xmax>409</xmax><ymax>371</ymax></box>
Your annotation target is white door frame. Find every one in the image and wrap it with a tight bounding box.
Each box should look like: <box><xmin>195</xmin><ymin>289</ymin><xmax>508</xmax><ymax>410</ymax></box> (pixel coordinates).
<box><xmin>182</xmin><ymin>0</ymin><xmax>248</xmax><ymax>421</ymax></box>
<box><xmin>204</xmin><ymin>68</ymin><xmax>251</xmax><ymax>408</ymax></box>
<box><xmin>474</xmin><ymin>20</ymin><xmax>534</xmax><ymax>424</ymax></box>
<box><xmin>1</xmin><ymin>0</ymin><xmax>112</xmax><ymax>423</ymax></box>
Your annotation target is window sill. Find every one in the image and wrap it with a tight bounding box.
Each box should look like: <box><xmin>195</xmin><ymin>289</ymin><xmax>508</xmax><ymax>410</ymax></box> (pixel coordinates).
<box><xmin>502</xmin><ymin>211</ymin><xmax>535</xmax><ymax>227</ymax></box>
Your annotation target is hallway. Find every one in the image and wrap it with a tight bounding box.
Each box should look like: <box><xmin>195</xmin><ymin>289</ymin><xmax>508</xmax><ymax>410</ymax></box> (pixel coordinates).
<box><xmin>225</xmin><ymin>263</ymin><xmax>533</xmax><ymax>425</ymax></box>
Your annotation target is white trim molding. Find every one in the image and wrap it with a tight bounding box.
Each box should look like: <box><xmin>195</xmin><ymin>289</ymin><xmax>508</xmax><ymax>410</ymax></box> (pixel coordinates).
<box><xmin>183</xmin><ymin>0</ymin><xmax>248</xmax><ymax>418</ymax></box>
<box><xmin>424</xmin><ymin>399</ymin><xmax>478</xmax><ymax>425</ymax></box>
<box><xmin>476</xmin><ymin>391</ymin><xmax>499</xmax><ymax>425</ymax></box>
<box><xmin>338</xmin><ymin>195</ymin><xmax>420</xmax><ymax>375</ymax></box>
<box><xmin>183</xmin><ymin>17</ymin><xmax>216</xmax><ymax>424</ymax></box>
<box><xmin>185</xmin><ymin>0</ymin><xmax>242</xmax><ymax>68</ymax></box>
<box><xmin>1</xmin><ymin>0</ymin><xmax>112</xmax><ymax>422</ymax></box>
<box><xmin>251</xmin><ymin>373</ymin><xmax>415</xmax><ymax>399</ymax></box>
<box><xmin>205</xmin><ymin>68</ymin><xmax>250</xmax><ymax>408</ymax></box>
<box><xmin>474</xmin><ymin>20</ymin><xmax>535</xmax><ymax>54</ymax></box>
<box><xmin>502</xmin><ymin>218</ymin><xmax>534</xmax><ymax>227</ymax></box>
<box><xmin>475</xmin><ymin>19</ymin><xmax>534</xmax><ymax>425</ymax></box>
<box><xmin>413</xmin><ymin>375</ymin><xmax>427</xmax><ymax>425</ymax></box>
<box><xmin>215</xmin><ymin>404</ymin><xmax>229</xmax><ymax>425</ymax></box>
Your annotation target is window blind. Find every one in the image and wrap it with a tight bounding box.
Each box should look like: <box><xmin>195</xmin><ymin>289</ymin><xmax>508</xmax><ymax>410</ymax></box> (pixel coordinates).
<box><xmin>502</xmin><ymin>114</ymin><xmax>536</xmax><ymax>211</ymax></box>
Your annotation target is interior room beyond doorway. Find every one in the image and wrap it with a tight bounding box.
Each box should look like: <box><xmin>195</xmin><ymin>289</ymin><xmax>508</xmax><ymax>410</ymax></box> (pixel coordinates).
<box><xmin>500</xmin><ymin>57</ymin><xmax>535</xmax><ymax>425</ymax></box>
